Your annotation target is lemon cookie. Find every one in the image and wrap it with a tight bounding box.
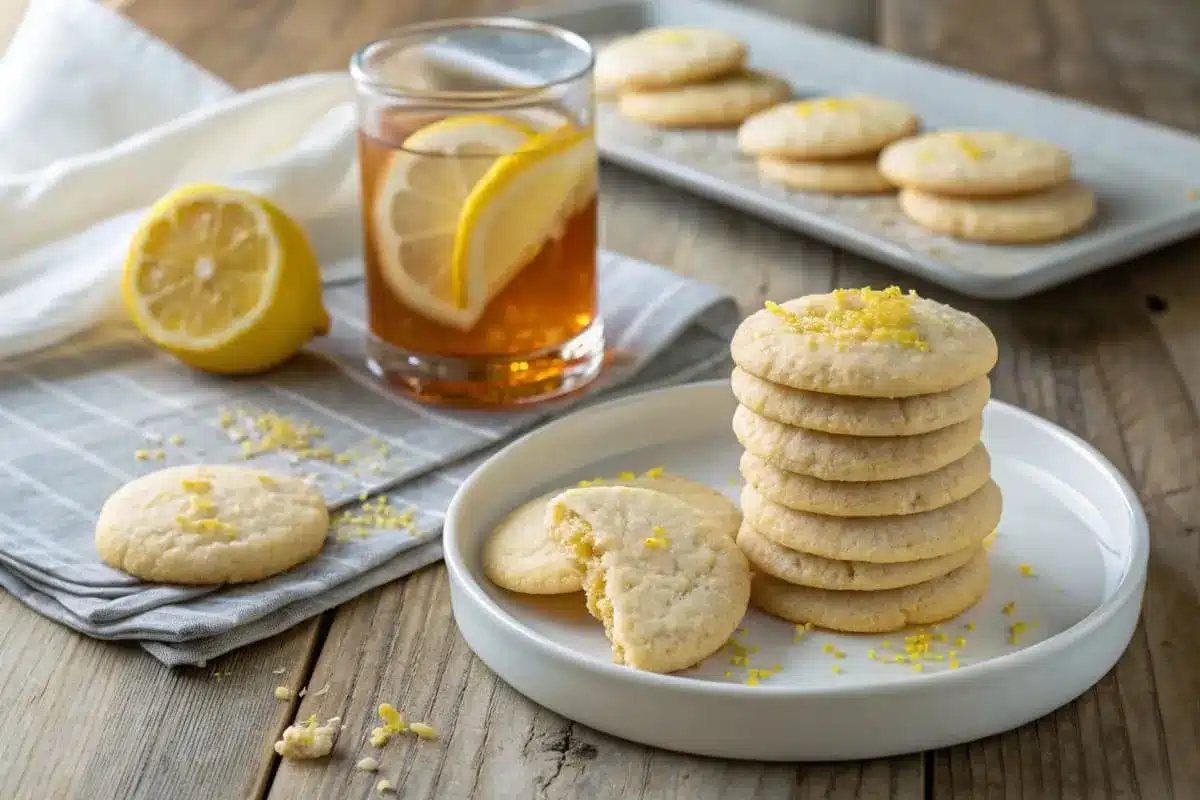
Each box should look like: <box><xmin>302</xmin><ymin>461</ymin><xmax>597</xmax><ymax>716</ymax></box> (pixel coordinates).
<box><xmin>733</xmin><ymin>405</ymin><xmax>982</xmax><ymax>482</ymax></box>
<box><xmin>95</xmin><ymin>464</ymin><xmax>328</xmax><ymax>585</ymax></box>
<box><xmin>878</xmin><ymin>130</ymin><xmax>1072</xmax><ymax>196</ymax></box>
<box><xmin>757</xmin><ymin>155</ymin><xmax>894</xmax><ymax>195</ymax></box>
<box><xmin>547</xmin><ymin>486</ymin><xmax>750</xmax><ymax>673</ymax></box>
<box><xmin>749</xmin><ymin>550</ymin><xmax>990</xmax><ymax>633</ymax></box>
<box><xmin>594</xmin><ymin>28</ymin><xmax>747</xmax><ymax>93</ymax></box>
<box><xmin>737</xmin><ymin>96</ymin><xmax>919</xmax><ymax>160</ymax></box>
<box><xmin>483</xmin><ymin>472</ymin><xmax>741</xmax><ymax>595</ymax></box>
<box><xmin>730</xmin><ymin>287</ymin><xmax>998</xmax><ymax>398</ymax></box>
<box><xmin>741</xmin><ymin>480</ymin><xmax>1001</xmax><ymax>563</ymax></box>
<box><xmin>618</xmin><ymin>69</ymin><xmax>792</xmax><ymax>128</ymax></box>
<box><xmin>731</xmin><ymin>368</ymin><xmax>990</xmax><ymax>437</ymax></box>
<box><xmin>736</xmin><ymin>523</ymin><xmax>978</xmax><ymax>591</ymax></box>
<box><xmin>898</xmin><ymin>181</ymin><xmax>1097</xmax><ymax>244</ymax></box>
<box><xmin>740</xmin><ymin>443</ymin><xmax>991</xmax><ymax>518</ymax></box>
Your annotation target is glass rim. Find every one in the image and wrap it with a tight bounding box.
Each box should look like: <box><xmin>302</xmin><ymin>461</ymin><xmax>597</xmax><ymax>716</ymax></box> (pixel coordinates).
<box><xmin>349</xmin><ymin>16</ymin><xmax>595</xmax><ymax>102</ymax></box>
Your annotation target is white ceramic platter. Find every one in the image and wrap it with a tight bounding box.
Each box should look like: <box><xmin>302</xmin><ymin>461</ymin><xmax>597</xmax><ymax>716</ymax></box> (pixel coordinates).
<box><xmin>499</xmin><ymin>0</ymin><xmax>1200</xmax><ymax>299</ymax></box>
<box><xmin>444</xmin><ymin>380</ymin><xmax>1148</xmax><ymax>761</ymax></box>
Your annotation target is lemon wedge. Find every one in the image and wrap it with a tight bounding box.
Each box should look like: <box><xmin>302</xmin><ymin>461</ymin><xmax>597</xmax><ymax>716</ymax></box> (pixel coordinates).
<box><xmin>122</xmin><ymin>184</ymin><xmax>330</xmax><ymax>375</ymax></box>
<box><xmin>451</xmin><ymin>125</ymin><xmax>597</xmax><ymax>313</ymax></box>
<box><xmin>370</xmin><ymin>114</ymin><xmax>595</xmax><ymax>332</ymax></box>
<box><xmin>371</xmin><ymin>114</ymin><xmax>537</xmax><ymax>331</ymax></box>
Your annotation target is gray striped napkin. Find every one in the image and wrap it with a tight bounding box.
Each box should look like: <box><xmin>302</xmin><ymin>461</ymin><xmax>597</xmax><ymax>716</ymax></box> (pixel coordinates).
<box><xmin>0</xmin><ymin>251</ymin><xmax>737</xmax><ymax>666</ymax></box>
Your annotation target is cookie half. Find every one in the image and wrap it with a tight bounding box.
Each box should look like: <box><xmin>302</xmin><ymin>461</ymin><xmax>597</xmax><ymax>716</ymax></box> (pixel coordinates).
<box><xmin>95</xmin><ymin>464</ymin><xmax>328</xmax><ymax>585</ymax></box>
<box><xmin>730</xmin><ymin>288</ymin><xmax>998</xmax><ymax>398</ymax></box>
<box><xmin>879</xmin><ymin>130</ymin><xmax>1072</xmax><ymax>196</ymax></box>
<box><xmin>731</xmin><ymin>367</ymin><xmax>990</xmax><ymax>437</ymax></box>
<box><xmin>736</xmin><ymin>522</ymin><xmax>979</xmax><ymax>591</ymax></box>
<box><xmin>738</xmin><ymin>95</ymin><xmax>919</xmax><ymax>160</ymax></box>
<box><xmin>618</xmin><ymin>69</ymin><xmax>792</xmax><ymax>128</ymax></box>
<box><xmin>750</xmin><ymin>550</ymin><xmax>990</xmax><ymax>633</ymax></box>
<box><xmin>757</xmin><ymin>155</ymin><xmax>895</xmax><ymax>194</ymax></box>
<box><xmin>547</xmin><ymin>486</ymin><xmax>750</xmax><ymax>673</ymax></box>
<box><xmin>739</xmin><ymin>444</ymin><xmax>992</xmax><ymax>518</ymax></box>
<box><xmin>483</xmin><ymin>472</ymin><xmax>741</xmax><ymax>595</ymax></box>
<box><xmin>899</xmin><ymin>181</ymin><xmax>1097</xmax><ymax>244</ymax></box>
<box><xmin>733</xmin><ymin>405</ymin><xmax>983</xmax><ymax>482</ymax></box>
<box><xmin>594</xmin><ymin>27</ymin><xmax>746</xmax><ymax>93</ymax></box>
<box><xmin>740</xmin><ymin>480</ymin><xmax>1001</xmax><ymax>563</ymax></box>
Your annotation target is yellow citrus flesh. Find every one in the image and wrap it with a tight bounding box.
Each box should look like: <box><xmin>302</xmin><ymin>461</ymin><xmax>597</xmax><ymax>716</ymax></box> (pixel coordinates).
<box><xmin>371</xmin><ymin>113</ymin><xmax>596</xmax><ymax>333</ymax></box>
<box><xmin>370</xmin><ymin>115</ymin><xmax>537</xmax><ymax>332</ymax></box>
<box><xmin>122</xmin><ymin>184</ymin><xmax>330</xmax><ymax>375</ymax></box>
<box><xmin>450</xmin><ymin>124</ymin><xmax>597</xmax><ymax>312</ymax></box>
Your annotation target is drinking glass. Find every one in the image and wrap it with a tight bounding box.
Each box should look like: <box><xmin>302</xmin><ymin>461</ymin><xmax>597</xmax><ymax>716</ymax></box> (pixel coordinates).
<box><xmin>350</xmin><ymin>18</ymin><xmax>602</xmax><ymax>406</ymax></box>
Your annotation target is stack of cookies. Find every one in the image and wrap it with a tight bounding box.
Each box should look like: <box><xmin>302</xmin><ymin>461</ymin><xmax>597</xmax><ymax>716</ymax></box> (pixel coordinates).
<box><xmin>737</xmin><ymin>95</ymin><xmax>919</xmax><ymax>195</ymax></box>
<box><xmin>729</xmin><ymin>286</ymin><xmax>1001</xmax><ymax>634</ymax></box>
<box><xmin>595</xmin><ymin>27</ymin><xmax>791</xmax><ymax>129</ymax></box>
<box><xmin>879</xmin><ymin>130</ymin><xmax>1097</xmax><ymax>243</ymax></box>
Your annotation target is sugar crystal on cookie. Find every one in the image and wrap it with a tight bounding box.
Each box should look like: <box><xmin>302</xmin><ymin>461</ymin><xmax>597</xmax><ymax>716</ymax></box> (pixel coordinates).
<box><xmin>765</xmin><ymin>286</ymin><xmax>929</xmax><ymax>352</ymax></box>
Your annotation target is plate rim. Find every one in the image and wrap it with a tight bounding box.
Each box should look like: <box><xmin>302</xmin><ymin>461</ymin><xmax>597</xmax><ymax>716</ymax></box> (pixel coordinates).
<box><xmin>443</xmin><ymin>379</ymin><xmax>1150</xmax><ymax>698</ymax></box>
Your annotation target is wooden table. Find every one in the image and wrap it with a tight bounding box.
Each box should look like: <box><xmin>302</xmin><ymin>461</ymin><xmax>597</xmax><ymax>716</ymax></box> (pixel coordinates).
<box><xmin>3</xmin><ymin>0</ymin><xmax>1198</xmax><ymax>797</ymax></box>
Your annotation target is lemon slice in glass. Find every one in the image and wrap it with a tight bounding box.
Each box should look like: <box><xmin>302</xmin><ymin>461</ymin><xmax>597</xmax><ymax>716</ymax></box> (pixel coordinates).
<box><xmin>450</xmin><ymin>124</ymin><xmax>597</xmax><ymax>313</ymax></box>
<box><xmin>122</xmin><ymin>184</ymin><xmax>330</xmax><ymax>375</ymax></box>
<box><xmin>371</xmin><ymin>114</ymin><xmax>537</xmax><ymax>331</ymax></box>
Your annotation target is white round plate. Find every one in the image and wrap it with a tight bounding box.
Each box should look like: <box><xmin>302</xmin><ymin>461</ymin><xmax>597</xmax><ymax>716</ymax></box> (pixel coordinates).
<box><xmin>443</xmin><ymin>380</ymin><xmax>1148</xmax><ymax>761</ymax></box>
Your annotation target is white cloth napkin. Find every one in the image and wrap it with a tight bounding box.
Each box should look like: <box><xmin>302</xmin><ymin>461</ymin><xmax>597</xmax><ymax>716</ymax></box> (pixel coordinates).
<box><xmin>0</xmin><ymin>0</ymin><xmax>360</xmax><ymax>360</ymax></box>
<box><xmin>0</xmin><ymin>0</ymin><xmax>744</xmax><ymax>669</ymax></box>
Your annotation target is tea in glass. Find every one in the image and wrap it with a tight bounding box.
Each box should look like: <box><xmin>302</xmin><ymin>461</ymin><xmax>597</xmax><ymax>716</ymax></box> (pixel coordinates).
<box><xmin>351</xmin><ymin>19</ymin><xmax>602</xmax><ymax>406</ymax></box>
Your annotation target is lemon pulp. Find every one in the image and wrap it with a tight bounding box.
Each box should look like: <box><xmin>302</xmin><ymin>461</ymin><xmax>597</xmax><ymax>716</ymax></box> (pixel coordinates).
<box><xmin>122</xmin><ymin>184</ymin><xmax>330</xmax><ymax>375</ymax></box>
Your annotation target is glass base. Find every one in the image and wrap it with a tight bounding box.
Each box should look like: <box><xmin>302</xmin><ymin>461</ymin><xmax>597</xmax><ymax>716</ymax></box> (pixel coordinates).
<box><xmin>366</xmin><ymin>320</ymin><xmax>605</xmax><ymax>408</ymax></box>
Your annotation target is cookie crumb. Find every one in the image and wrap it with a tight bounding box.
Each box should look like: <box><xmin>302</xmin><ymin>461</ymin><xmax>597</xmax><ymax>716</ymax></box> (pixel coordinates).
<box><xmin>370</xmin><ymin>703</ymin><xmax>408</xmax><ymax>747</ymax></box>
<box><xmin>356</xmin><ymin>757</ymin><xmax>379</xmax><ymax>772</ymax></box>
<box><xmin>274</xmin><ymin>715</ymin><xmax>340</xmax><ymax>760</ymax></box>
<box><xmin>274</xmin><ymin>686</ymin><xmax>292</xmax><ymax>701</ymax></box>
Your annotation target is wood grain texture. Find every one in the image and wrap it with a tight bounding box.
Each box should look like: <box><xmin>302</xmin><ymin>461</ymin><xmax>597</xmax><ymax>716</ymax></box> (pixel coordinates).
<box><xmin>884</xmin><ymin>1</ymin><xmax>1200</xmax><ymax>797</ymax></box>
<box><xmin>270</xmin><ymin>0</ymin><xmax>922</xmax><ymax>797</ymax></box>
<box><xmin>0</xmin><ymin>590</ymin><xmax>320</xmax><ymax>800</ymax></box>
<box><xmin>2</xmin><ymin>0</ymin><xmax>1195</xmax><ymax>798</ymax></box>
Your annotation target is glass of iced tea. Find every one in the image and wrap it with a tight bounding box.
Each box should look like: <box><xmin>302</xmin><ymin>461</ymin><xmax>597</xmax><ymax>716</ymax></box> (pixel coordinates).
<box><xmin>350</xmin><ymin>18</ymin><xmax>602</xmax><ymax>407</ymax></box>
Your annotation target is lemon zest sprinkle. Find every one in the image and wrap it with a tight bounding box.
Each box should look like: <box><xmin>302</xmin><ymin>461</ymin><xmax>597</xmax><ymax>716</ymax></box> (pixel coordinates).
<box><xmin>409</xmin><ymin>722</ymin><xmax>437</xmax><ymax>740</ymax></box>
<box><xmin>765</xmin><ymin>286</ymin><xmax>928</xmax><ymax>352</ymax></box>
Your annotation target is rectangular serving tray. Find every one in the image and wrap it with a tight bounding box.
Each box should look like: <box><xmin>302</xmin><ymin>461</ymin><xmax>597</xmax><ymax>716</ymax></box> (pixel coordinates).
<box><xmin>510</xmin><ymin>0</ymin><xmax>1200</xmax><ymax>299</ymax></box>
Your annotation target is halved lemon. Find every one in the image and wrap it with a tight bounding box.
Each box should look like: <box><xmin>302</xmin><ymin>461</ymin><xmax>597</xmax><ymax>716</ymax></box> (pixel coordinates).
<box><xmin>122</xmin><ymin>184</ymin><xmax>330</xmax><ymax>375</ymax></box>
<box><xmin>371</xmin><ymin>114</ymin><xmax>596</xmax><ymax>332</ymax></box>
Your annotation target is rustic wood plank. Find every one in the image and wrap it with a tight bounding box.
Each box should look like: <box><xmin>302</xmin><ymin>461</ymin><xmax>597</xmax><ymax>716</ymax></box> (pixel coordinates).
<box><xmin>882</xmin><ymin>2</ymin><xmax>1200</xmax><ymax>797</ymax></box>
<box><xmin>732</xmin><ymin>0</ymin><xmax>877</xmax><ymax>42</ymax></box>
<box><xmin>267</xmin><ymin>0</ymin><xmax>922</xmax><ymax>795</ymax></box>
<box><xmin>0</xmin><ymin>589</ymin><xmax>320</xmax><ymax>800</ymax></box>
<box><xmin>250</xmin><ymin>0</ymin><xmax>926</xmax><ymax>796</ymax></box>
